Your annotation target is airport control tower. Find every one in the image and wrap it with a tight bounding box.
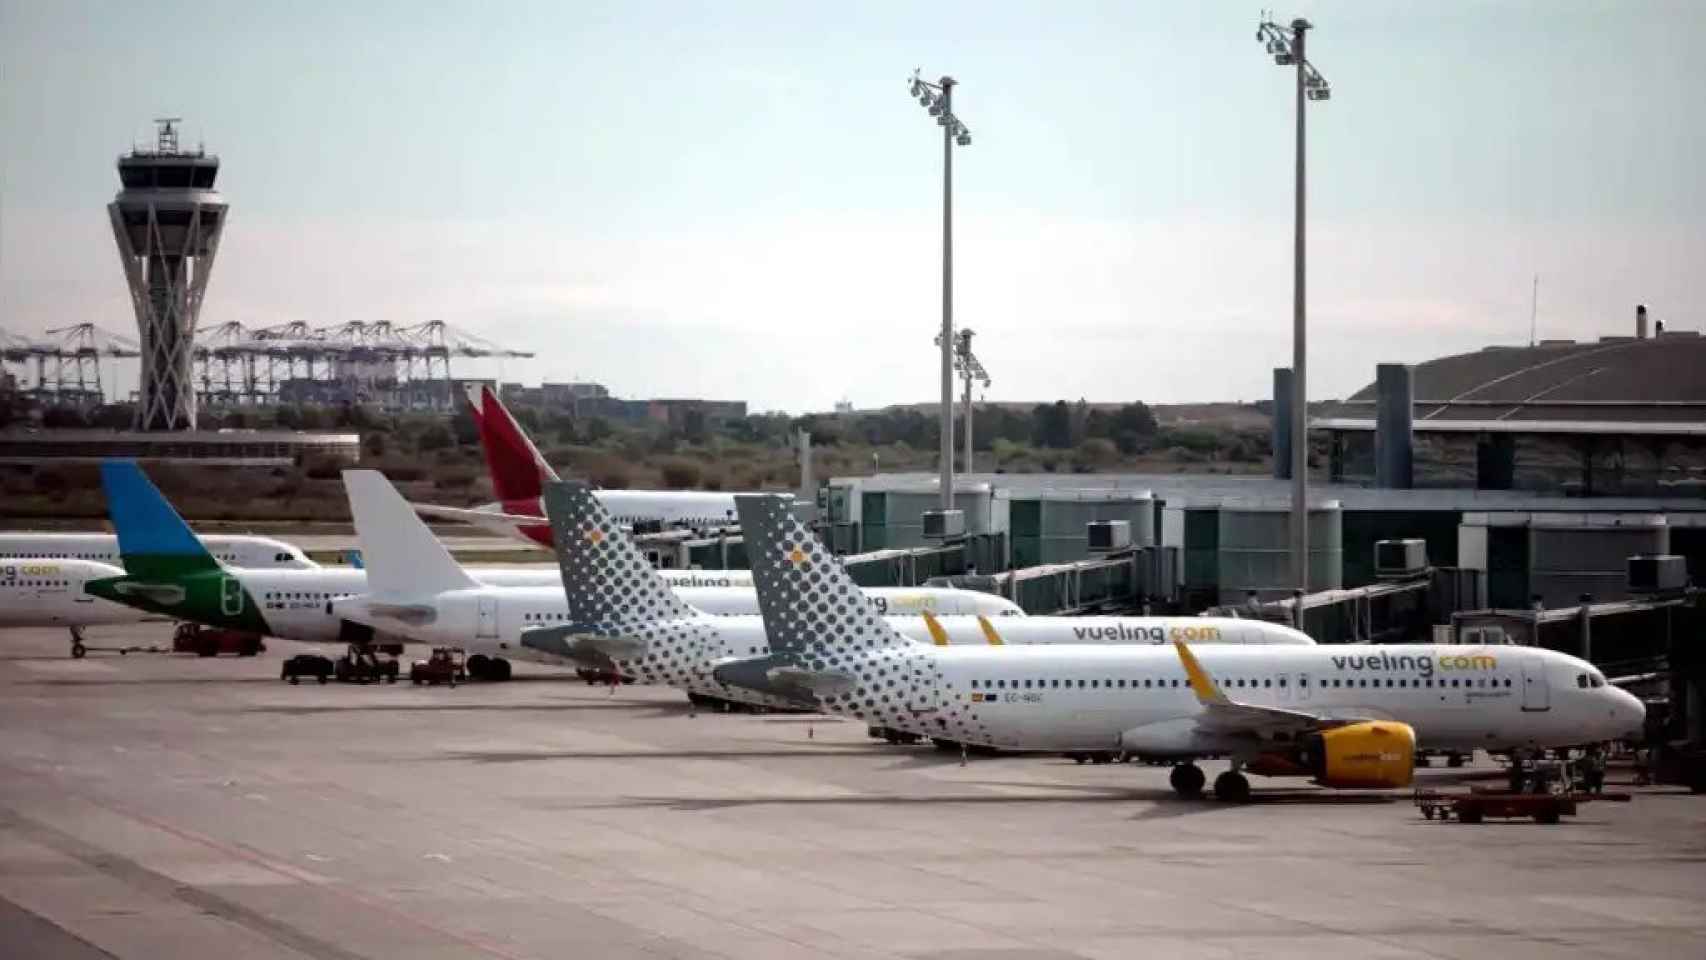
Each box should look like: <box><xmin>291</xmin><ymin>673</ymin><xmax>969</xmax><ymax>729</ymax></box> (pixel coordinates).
<box><xmin>109</xmin><ymin>118</ymin><xmax>227</xmax><ymax>430</ymax></box>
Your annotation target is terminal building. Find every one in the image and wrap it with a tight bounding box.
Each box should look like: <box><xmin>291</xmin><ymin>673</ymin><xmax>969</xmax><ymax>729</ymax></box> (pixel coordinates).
<box><xmin>1314</xmin><ymin>305</ymin><xmax>1706</xmax><ymax>496</ymax></box>
<box><xmin>822</xmin><ymin>308</ymin><xmax>1706</xmax><ymax>616</ymax></box>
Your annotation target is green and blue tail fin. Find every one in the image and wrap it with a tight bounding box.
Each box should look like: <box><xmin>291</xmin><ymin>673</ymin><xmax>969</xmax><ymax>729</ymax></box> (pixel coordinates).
<box><xmin>99</xmin><ymin>460</ymin><xmax>223</xmax><ymax>579</ymax></box>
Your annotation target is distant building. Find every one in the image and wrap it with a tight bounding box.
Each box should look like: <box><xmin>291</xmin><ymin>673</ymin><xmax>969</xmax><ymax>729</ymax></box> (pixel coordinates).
<box><xmin>646</xmin><ymin>399</ymin><xmax>748</xmax><ymax>429</ymax></box>
<box><xmin>500</xmin><ymin>381</ymin><xmax>610</xmax><ymax>410</ymax></box>
<box><xmin>1315</xmin><ymin>312</ymin><xmax>1706</xmax><ymax>496</ymax></box>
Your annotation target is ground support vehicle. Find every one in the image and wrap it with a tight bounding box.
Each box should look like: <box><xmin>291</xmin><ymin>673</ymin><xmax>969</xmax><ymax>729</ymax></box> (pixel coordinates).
<box><xmin>334</xmin><ymin>644</ymin><xmax>398</xmax><ymax>684</ymax></box>
<box><xmin>281</xmin><ymin>654</ymin><xmax>334</xmax><ymax>684</ymax></box>
<box><xmin>410</xmin><ymin>648</ymin><xmax>465</xmax><ymax>686</ymax></box>
<box><xmin>1414</xmin><ymin>787</ymin><xmax>1630</xmax><ymax>824</ymax></box>
<box><xmin>172</xmin><ymin>623</ymin><xmax>264</xmax><ymax>657</ymax></box>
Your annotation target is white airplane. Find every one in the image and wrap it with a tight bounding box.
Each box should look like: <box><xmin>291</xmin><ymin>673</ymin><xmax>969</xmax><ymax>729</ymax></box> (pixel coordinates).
<box><xmin>82</xmin><ymin>463</ymin><xmax>1011</xmax><ymax>683</ymax></box>
<box><xmin>0</xmin><ymin>532</ymin><xmax>316</xmax><ymax>569</ymax></box>
<box><xmin>719</xmin><ymin>494</ymin><xmax>1646</xmax><ymax>802</ymax></box>
<box><xmin>0</xmin><ymin>557</ymin><xmax>161</xmax><ymax>657</ymax></box>
<box><xmin>409</xmin><ymin>383</ymin><xmax>771</xmax><ymax>546</ymax></box>
<box><xmin>333</xmin><ymin>470</ymin><xmax>1027</xmax><ymax>681</ymax></box>
<box><xmin>418</xmin><ymin>480</ymin><xmax>1312</xmax><ymax>709</ymax></box>
<box><xmin>73</xmin><ymin>463</ymin><xmax>746</xmax><ymax>651</ymax></box>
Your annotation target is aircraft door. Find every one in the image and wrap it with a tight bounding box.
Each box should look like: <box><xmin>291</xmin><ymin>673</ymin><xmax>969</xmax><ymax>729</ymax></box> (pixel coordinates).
<box><xmin>220</xmin><ymin>576</ymin><xmax>244</xmax><ymax>617</ymax></box>
<box><xmin>1296</xmin><ymin>672</ymin><xmax>1312</xmax><ymax>701</ymax></box>
<box><xmin>477</xmin><ymin>596</ymin><xmax>498</xmax><ymax>639</ymax></box>
<box><xmin>1519</xmin><ymin>652</ymin><xmax>1550</xmax><ymax>711</ymax></box>
<box><xmin>1276</xmin><ymin>673</ymin><xmax>1293</xmax><ymax>702</ymax></box>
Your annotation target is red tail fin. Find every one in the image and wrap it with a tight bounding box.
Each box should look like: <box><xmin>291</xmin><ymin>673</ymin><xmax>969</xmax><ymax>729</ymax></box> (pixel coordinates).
<box><xmin>465</xmin><ymin>384</ymin><xmax>558</xmax><ymax>506</ymax></box>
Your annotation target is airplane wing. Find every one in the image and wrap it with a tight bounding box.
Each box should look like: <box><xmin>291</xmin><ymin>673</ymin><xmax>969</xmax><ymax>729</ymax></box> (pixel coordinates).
<box><xmin>1172</xmin><ymin>639</ymin><xmax>1373</xmax><ymax>737</ymax></box>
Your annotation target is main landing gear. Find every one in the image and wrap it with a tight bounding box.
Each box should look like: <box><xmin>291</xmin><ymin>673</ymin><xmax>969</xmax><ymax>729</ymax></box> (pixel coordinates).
<box><xmin>69</xmin><ymin>626</ymin><xmax>88</xmax><ymax>659</ymax></box>
<box><xmin>465</xmin><ymin>654</ymin><xmax>512</xmax><ymax>682</ymax></box>
<box><xmin>1169</xmin><ymin>762</ymin><xmax>1205</xmax><ymax>798</ymax></box>
<box><xmin>1167</xmin><ymin>762</ymin><xmax>1251</xmax><ymax>803</ymax></box>
<box><xmin>1213</xmin><ymin>765</ymin><xmax>1252</xmax><ymax>804</ymax></box>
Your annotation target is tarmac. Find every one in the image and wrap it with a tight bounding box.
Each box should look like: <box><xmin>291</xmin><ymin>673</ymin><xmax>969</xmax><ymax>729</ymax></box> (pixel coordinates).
<box><xmin>2</xmin><ymin>624</ymin><xmax>1703</xmax><ymax>960</ymax></box>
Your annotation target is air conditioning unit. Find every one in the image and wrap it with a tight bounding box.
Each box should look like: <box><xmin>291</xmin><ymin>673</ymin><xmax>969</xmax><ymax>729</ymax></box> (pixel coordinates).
<box><xmin>1374</xmin><ymin>539</ymin><xmax>1428</xmax><ymax>579</ymax></box>
<box><xmin>1087</xmin><ymin>520</ymin><xmax>1132</xmax><ymax>553</ymax></box>
<box><xmin>1628</xmin><ymin>554</ymin><xmax>1687</xmax><ymax>593</ymax></box>
<box><xmin>921</xmin><ymin>509</ymin><xmax>965</xmax><ymax>541</ymax></box>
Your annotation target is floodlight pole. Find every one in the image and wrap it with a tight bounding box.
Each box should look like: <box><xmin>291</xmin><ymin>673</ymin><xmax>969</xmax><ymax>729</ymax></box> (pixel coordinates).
<box><xmin>911</xmin><ymin>70</ymin><xmax>972</xmax><ymax>509</ymax></box>
<box><xmin>1289</xmin><ymin>19</ymin><xmax>1309</xmax><ymax>593</ymax></box>
<box><xmin>939</xmin><ymin>77</ymin><xmax>956</xmax><ymax>510</ymax></box>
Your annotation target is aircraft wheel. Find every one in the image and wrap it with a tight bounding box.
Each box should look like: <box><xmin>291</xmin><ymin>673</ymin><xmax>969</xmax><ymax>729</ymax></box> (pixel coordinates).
<box><xmin>466</xmin><ymin>654</ymin><xmax>490</xmax><ymax>680</ymax></box>
<box><xmin>491</xmin><ymin>658</ymin><xmax>512</xmax><ymax>682</ymax></box>
<box><xmin>1169</xmin><ymin>763</ymin><xmax>1205</xmax><ymax>799</ymax></box>
<box><xmin>71</xmin><ymin>643</ymin><xmax>87</xmax><ymax>659</ymax></box>
<box><xmin>1213</xmin><ymin>770</ymin><xmax>1252</xmax><ymax>804</ymax></box>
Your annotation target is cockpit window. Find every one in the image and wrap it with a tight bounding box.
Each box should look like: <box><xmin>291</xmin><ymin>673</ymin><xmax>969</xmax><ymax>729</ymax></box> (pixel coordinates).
<box><xmin>1590</xmin><ymin>675</ymin><xmax>1604</xmax><ymax>688</ymax></box>
<box><xmin>1576</xmin><ymin>674</ymin><xmax>1588</xmax><ymax>689</ymax></box>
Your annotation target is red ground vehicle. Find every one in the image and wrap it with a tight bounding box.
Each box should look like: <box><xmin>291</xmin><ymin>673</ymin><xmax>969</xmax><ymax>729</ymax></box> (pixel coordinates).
<box><xmin>410</xmin><ymin>647</ymin><xmax>465</xmax><ymax>686</ymax></box>
<box><xmin>172</xmin><ymin>623</ymin><xmax>265</xmax><ymax>657</ymax></box>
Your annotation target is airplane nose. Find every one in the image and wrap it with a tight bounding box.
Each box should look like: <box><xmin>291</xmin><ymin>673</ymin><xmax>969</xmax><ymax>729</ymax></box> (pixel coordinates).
<box><xmin>1612</xmin><ymin>688</ymin><xmax>1646</xmax><ymax>740</ymax></box>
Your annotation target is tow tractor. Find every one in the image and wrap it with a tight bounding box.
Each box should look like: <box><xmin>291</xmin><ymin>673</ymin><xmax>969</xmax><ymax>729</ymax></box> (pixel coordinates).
<box><xmin>172</xmin><ymin>622</ymin><xmax>265</xmax><ymax>657</ymax></box>
<box><xmin>410</xmin><ymin>647</ymin><xmax>465</xmax><ymax>686</ymax></box>
<box><xmin>334</xmin><ymin>643</ymin><xmax>399</xmax><ymax>684</ymax></box>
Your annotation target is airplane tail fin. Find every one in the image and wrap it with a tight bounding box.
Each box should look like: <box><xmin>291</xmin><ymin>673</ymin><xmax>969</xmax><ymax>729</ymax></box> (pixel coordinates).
<box><xmin>343</xmin><ymin>470</ymin><xmax>478</xmax><ymax>597</ymax></box>
<box><xmin>540</xmin><ymin>480</ymin><xmax>697</xmax><ymax>631</ymax></box>
<box><xmin>735</xmin><ymin>494</ymin><xmax>912</xmax><ymax>660</ymax></box>
<box><xmin>99</xmin><ymin>460</ymin><xmax>221</xmax><ymax>578</ymax></box>
<box><xmin>465</xmin><ymin>383</ymin><xmax>558</xmax><ymax>506</ymax></box>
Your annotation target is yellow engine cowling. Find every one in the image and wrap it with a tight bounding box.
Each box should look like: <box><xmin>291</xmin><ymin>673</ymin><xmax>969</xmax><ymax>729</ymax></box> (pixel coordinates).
<box><xmin>1304</xmin><ymin>721</ymin><xmax>1417</xmax><ymax>789</ymax></box>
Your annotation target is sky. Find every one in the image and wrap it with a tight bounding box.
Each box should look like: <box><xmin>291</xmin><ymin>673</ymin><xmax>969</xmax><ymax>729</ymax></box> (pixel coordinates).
<box><xmin>1</xmin><ymin>1</ymin><xmax>1702</xmax><ymax>413</ymax></box>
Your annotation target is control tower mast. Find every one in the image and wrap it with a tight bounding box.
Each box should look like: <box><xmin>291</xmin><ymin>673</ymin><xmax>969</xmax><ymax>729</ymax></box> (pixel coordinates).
<box><xmin>109</xmin><ymin>118</ymin><xmax>227</xmax><ymax>430</ymax></box>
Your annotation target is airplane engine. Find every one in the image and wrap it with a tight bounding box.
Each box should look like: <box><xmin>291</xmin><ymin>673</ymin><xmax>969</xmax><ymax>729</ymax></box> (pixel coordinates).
<box><xmin>1298</xmin><ymin>721</ymin><xmax>1417</xmax><ymax>789</ymax></box>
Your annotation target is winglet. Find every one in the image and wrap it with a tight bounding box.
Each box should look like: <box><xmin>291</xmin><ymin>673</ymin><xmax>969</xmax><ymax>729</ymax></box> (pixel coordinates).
<box><xmin>920</xmin><ymin>610</ymin><xmax>950</xmax><ymax>646</ymax></box>
<box><xmin>976</xmin><ymin>615</ymin><xmax>1005</xmax><ymax>646</ymax></box>
<box><xmin>99</xmin><ymin>460</ymin><xmax>220</xmax><ymax>573</ymax></box>
<box><xmin>1173</xmin><ymin>639</ymin><xmax>1230</xmax><ymax>706</ymax></box>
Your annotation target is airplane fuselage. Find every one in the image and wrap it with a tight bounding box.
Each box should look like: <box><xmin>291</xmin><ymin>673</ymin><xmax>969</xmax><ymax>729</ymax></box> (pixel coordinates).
<box><xmin>0</xmin><ymin>533</ymin><xmax>315</xmax><ymax>569</ymax></box>
<box><xmin>0</xmin><ymin>559</ymin><xmax>156</xmax><ymax>629</ymax></box>
<box><xmin>838</xmin><ymin>643</ymin><xmax>1643</xmax><ymax>755</ymax></box>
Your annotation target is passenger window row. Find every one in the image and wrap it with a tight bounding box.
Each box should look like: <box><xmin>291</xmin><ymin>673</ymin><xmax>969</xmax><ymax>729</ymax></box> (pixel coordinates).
<box><xmin>966</xmin><ymin>675</ymin><xmax>1514</xmax><ymax>692</ymax></box>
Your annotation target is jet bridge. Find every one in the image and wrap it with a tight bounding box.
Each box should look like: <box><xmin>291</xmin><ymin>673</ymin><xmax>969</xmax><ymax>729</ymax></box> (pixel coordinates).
<box><xmin>927</xmin><ymin>546</ymin><xmax>1181</xmax><ymax>615</ymax></box>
